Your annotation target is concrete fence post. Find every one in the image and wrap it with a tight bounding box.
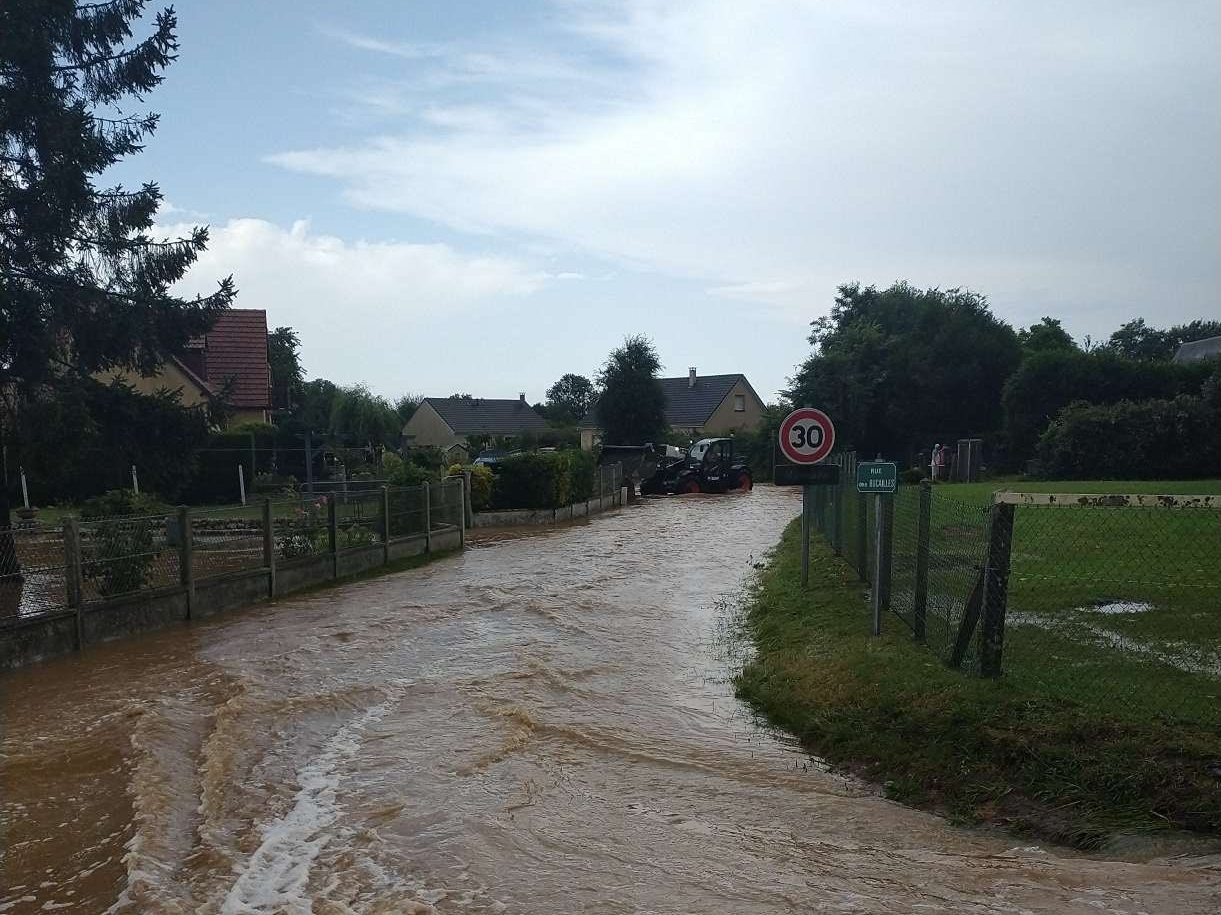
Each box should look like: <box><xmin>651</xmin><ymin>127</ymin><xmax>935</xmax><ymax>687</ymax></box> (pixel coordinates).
<box><xmin>457</xmin><ymin>478</ymin><xmax>466</xmax><ymax>548</ymax></box>
<box><xmin>327</xmin><ymin>495</ymin><xmax>338</xmax><ymax>579</ymax></box>
<box><xmin>179</xmin><ymin>506</ymin><xmax>194</xmax><ymax>619</ymax></box>
<box><xmin>979</xmin><ymin>502</ymin><xmax>1016</xmax><ymax>678</ymax></box>
<box><xmin>262</xmin><ymin>499</ymin><xmax>276</xmax><ymax>600</ymax></box>
<box><xmin>913</xmin><ymin>480</ymin><xmax>931</xmax><ymax>643</ymax></box>
<box><xmin>381</xmin><ymin>486</ymin><xmax>391</xmax><ymax>565</ymax></box>
<box><xmin>462</xmin><ymin>471</ymin><xmax>473</xmax><ymax>530</ymax></box>
<box><xmin>422</xmin><ymin>482</ymin><xmax>432</xmax><ymax>553</ymax></box>
<box><xmin>64</xmin><ymin>517</ymin><xmax>83</xmax><ymax>650</ymax></box>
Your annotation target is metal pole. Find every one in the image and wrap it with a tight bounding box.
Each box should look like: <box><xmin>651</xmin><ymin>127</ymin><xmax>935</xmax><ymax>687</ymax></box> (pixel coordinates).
<box><xmin>801</xmin><ymin>484</ymin><xmax>811</xmax><ymax>589</ymax></box>
<box><xmin>871</xmin><ymin>495</ymin><xmax>884</xmax><ymax>635</ymax></box>
<box><xmin>131</xmin><ymin>464</ymin><xmax>139</xmax><ymax>495</ymax></box>
<box><xmin>381</xmin><ymin>485</ymin><xmax>391</xmax><ymax>564</ymax></box>
<box><xmin>238</xmin><ymin>464</ymin><xmax>246</xmax><ymax>505</ymax></box>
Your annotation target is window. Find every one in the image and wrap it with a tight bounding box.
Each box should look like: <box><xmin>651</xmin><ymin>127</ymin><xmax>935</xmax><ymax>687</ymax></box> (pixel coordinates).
<box><xmin>733</xmin><ymin>394</ymin><xmax>745</xmax><ymax>412</ymax></box>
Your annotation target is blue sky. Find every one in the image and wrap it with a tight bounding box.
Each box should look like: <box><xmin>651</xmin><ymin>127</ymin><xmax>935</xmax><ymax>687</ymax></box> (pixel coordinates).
<box><xmin>127</xmin><ymin>1</ymin><xmax>1220</xmax><ymax>403</ymax></box>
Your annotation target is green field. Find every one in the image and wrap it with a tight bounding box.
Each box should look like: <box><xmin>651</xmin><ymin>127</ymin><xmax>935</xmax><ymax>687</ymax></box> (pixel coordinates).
<box><xmin>825</xmin><ymin>478</ymin><xmax>1221</xmax><ymax>728</ymax></box>
<box><xmin>737</xmin><ymin>521</ymin><xmax>1221</xmax><ymax>846</ymax></box>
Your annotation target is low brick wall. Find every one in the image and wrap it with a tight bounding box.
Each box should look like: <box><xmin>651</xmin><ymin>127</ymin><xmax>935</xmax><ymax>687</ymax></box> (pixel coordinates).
<box><xmin>0</xmin><ymin>526</ymin><xmax>464</xmax><ymax>670</ymax></box>
<box><xmin>472</xmin><ymin>488</ymin><xmax>627</xmax><ymax>529</ymax></box>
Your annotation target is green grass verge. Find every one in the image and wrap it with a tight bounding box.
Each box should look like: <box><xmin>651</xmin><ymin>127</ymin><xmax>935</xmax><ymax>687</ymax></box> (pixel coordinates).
<box><xmin>735</xmin><ymin>519</ymin><xmax>1221</xmax><ymax>848</ymax></box>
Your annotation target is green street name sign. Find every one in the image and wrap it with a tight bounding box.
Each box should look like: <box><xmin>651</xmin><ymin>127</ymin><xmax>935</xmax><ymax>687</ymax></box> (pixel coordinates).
<box><xmin>856</xmin><ymin>461</ymin><xmax>898</xmax><ymax>494</ymax></box>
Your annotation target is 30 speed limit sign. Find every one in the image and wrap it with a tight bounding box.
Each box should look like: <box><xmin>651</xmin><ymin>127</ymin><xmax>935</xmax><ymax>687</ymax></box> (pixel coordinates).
<box><xmin>778</xmin><ymin>407</ymin><xmax>836</xmax><ymax>465</ymax></box>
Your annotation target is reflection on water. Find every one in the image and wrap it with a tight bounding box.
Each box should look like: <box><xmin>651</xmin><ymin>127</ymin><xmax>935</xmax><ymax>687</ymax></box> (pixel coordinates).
<box><xmin>2</xmin><ymin>486</ymin><xmax>1218</xmax><ymax>914</ymax></box>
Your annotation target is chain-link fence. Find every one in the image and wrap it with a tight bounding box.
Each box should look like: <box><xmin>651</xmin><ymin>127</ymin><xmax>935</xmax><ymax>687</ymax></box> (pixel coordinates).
<box><xmin>807</xmin><ymin>457</ymin><xmax>1221</xmax><ymax>727</ymax></box>
<box><xmin>0</xmin><ymin>483</ymin><xmax>457</xmax><ymax>627</ymax></box>
<box><xmin>78</xmin><ymin>513</ymin><xmax>181</xmax><ymax>602</ymax></box>
<box><xmin>0</xmin><ymin>527</ymin><xmax>69</xmax><ymax>619</ymax></box>
<box><xmin>192</xmin><ymin>505</ymin><xmax>266</xmax><ymax>578</ymax></box>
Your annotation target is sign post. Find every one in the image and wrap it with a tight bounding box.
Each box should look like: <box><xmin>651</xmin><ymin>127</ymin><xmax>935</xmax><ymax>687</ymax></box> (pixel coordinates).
<box><xmin>856</xmin><ymin>461</ymin><xmax>897</xmax><ymax>634</ymax></box>
<box><xmin>775</xmin><ymin>407</ymin><xmax>837</xmax><ymax>589</ymax></box>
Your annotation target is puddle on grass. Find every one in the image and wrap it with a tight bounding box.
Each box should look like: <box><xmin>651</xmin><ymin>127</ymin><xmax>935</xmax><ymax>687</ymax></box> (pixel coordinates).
<box><xmin>1083</xmin><ymin>601</ymin><xmax>1155</xmax><ymax>615</ymax></box>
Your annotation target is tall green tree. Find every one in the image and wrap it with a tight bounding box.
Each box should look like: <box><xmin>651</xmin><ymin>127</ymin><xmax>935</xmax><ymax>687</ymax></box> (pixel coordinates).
<box><xmin>0</xmin><ymin>1</ymin><xmax>234</xmax><ymax>571</ymax></box>
<box><xmin>545</xmin><ymin>373</ymin><xmax>595</xmax><ymax>425</ymax></box>
<box><xmin>268</xmin><ymin>326</ymin><xmax>303</xmax><ymax>411</ymax></box>
<box><xmin>1018</xmin><ymin>317</ymin><xmax>1077</xmax><ymax>356</ymax></box>
<box><xmin>596</xmin><ymin>336</ymin><xmax>666</xmax><ymax>444</ymax></box>
<box><xmin>1106</xmin><ymin>318</ymin><xmax>1221</xmax><ymax>362</ymax></box>
<box><xmin>328</xmin><ymin>384</ymin><xmax>400</xmax><ymax>447</ymax></box>
<box><xmin>787</xmin><ymin>282</ymin><xmax>1020</xmax><ymax>458</ymax></box>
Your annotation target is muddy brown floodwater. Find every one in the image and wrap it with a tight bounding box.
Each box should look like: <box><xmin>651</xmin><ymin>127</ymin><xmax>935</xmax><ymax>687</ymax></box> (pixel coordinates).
<box><xmin>2</xmin><ymin>486</ymin><xmax>1219</xmax><ymax>913</ymax></box>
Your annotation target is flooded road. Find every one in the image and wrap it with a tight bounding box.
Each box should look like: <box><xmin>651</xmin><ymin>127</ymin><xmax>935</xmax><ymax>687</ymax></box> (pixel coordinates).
<box><xmin>2</xmin><ymin>486</ymin><xmax>1218</xmax><ymax>913</ymax></box>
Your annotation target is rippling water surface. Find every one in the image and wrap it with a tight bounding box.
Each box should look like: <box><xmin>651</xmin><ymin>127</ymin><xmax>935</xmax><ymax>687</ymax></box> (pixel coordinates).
<box><xmin>2</xmin><ymin>486</ymin><xmax>1218</xmax><ymax>913</ymax></box>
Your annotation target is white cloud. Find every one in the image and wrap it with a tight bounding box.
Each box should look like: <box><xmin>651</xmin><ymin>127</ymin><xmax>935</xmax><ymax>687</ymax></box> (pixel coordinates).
<box><xmin>278</xmin><ymin>0</ymin><xmax>1220</xmax><ymax>339</ymax></box>
<box><xmin>162</xmin><ymin>218</ymin><xmax>545</xmax><ymax>390</ymax></box>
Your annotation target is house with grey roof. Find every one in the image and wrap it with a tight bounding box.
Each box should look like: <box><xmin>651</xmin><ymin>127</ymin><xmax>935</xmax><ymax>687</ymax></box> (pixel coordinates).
<box><xmin>1173</xmin><ymin>335</ymin><xmax>1221</xmax><ymax>364</ymax></box>
<box><xmin>402</xmin><ymin>394</ymin><xmax>550</xmax><ymax>451</ymax></box>
<box><xmin>578</xmin><ymin>368</ymin><xmax>766</xmax><ymax>450</ymax></box>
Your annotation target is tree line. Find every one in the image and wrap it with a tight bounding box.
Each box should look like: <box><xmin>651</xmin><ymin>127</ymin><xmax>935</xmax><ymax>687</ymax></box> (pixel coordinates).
<box><xmin>786</xmin><ymin>282</ymin><xmax>1220</xmax><ymax>477</ymax></box>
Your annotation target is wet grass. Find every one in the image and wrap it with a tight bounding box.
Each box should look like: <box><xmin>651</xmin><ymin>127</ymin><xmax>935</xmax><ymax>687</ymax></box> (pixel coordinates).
<box><xmin>735</xmin><ymin>519</ymin><xmax>1221</xmax><ymax>848</ymax></box>
<box><xmin>871</xmin><ymin>478</ymin><xmax>1221</xmax><ymax>728</ymax></box>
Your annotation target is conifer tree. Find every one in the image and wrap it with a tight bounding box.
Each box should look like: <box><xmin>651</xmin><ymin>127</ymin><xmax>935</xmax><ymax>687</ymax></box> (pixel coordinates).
<box><xmin>0</xmin><ymin>1</ymin><xmax>234</xmax><ymax>572</ymax></box>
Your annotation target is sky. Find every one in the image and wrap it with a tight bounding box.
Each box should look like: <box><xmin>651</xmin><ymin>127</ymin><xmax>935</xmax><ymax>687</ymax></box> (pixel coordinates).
<box><xmin>119</xmin><ymin>0</ymin><xmax>1221</xmax><ymax>403</ymax></box>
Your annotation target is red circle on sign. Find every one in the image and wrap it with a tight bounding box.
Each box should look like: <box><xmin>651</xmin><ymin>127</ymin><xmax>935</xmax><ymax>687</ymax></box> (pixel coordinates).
<box><xmin>778</xmin><ymin>407</ymin><xmax>836</xmax><ymax>465</ymax></box>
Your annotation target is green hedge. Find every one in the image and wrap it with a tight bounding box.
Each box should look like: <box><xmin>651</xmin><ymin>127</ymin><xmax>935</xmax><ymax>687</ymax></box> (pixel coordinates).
<box><xmin>1002</xmin><ymin>350</ymin><xmax>1213</xmax><ymax>469</ymax></box>
<box><xmin>1035</xmin><ymin>387</ymin><xmax>1220</xmax><ymax>480</ymax></box>
<box><xmin>491</xmin><ymin>451</ymin><xmax>597</xmax><ymax>510</ymax></box>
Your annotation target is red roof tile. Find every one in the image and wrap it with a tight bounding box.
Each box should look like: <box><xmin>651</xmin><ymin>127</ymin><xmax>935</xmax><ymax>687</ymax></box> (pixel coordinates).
<box><xmin>201</xmin><ymin>310</ymin><xmax>270</xmax><ymax>408</ymax></box>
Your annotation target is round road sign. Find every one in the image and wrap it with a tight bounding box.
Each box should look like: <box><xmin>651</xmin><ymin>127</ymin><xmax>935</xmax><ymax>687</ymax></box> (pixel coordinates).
<box><xmin>778</xmin><ymin>407</ymin><xmax>836</xmax><ymax>465</ymax></box>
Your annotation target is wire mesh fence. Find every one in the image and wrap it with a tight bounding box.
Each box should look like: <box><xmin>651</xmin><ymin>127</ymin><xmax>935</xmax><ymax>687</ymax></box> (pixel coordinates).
<box><xmin>272</xmin><ymin>495</ymin><xmax>331</xmax><ymax>561</ymax></box>
<box><xmin>806</xmin><ymin>459</ymin><xmax>1221</xmax><ymax>727</ymax></box>
<box><xmin>388</xmin><ymin>486</ymin><xmax>428</xmax><ymax>539</ymax></box>
<box><xmin>0</xmin><ymin>527</ymin><xmax>69</xmax><ymax>619</ymax></box>
<box><xmin>994</xmin><ymin>494</ymin><xmax>1221</xmax><ymax>727</ymax></box>
<box><xmin>78</xmin><ymin>513</ymin><xmax>180</xmax><ymax>602</ymax></box>
<box><xmin>193</xmin><ymin>504</ymin><xmax>266</xmax><ymax>578</ymax></box>
<box><xmin>0</xmin><ymin>482</ymin><xmax>457</xmax><ymax>629</ymax></box>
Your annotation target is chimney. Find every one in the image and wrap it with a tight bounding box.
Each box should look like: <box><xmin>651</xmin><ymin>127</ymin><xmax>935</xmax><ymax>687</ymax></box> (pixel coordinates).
<box><xmin>688</xmin><ymin>367</ymin><xmax>697</xmax><ymax>388</ymax></box>
<box><xmin>519</xmin><ymin>392</ymin><xmax>526</xmax><ymax>403</ymax></box>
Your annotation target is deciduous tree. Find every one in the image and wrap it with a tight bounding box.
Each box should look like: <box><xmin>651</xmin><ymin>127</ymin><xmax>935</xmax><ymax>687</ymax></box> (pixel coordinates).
<box><xmin>596</xmin><ymin>336</ymin><xmax>666</xmax><ymax>444</ymax></box>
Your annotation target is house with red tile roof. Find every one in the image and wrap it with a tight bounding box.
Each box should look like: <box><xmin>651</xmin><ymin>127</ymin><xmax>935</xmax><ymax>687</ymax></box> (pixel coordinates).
<box><xmin>100</xmin><ymin>309</ymin><xmax>272</xmax><ymax>428</ymax></box>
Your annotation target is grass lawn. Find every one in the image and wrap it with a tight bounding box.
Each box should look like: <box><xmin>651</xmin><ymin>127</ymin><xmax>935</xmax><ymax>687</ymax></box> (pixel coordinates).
<box><xmin>736</xmin><ymin>519</ymin><xmax>1221</xmax><ymax>848</ymax></box>
<box><xmin>844</xmin><ymin>478</ymin><xmax>1221</xmax><ymax>729</ymax></box>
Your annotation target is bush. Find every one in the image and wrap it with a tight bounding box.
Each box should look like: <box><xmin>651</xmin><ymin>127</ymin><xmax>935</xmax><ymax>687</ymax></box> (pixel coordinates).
<box><xmin>388</xmin><ymin>461</ymin><xmax>435</xmax><ymax>487</ymax></box>
<box><xmin>900</xmin><ymin>467</ymin><xmax>927</xmax><ymax>484</ymax></box>
<box><xmin>79</xmin><ymin>490</ymin><xmax>167</xmax><ymax>598</ymax></box>
<box><xmin>1002</xmin><ymin>350</ymin><xmax>1213</xmax><ymax>470</ymax></box>
<box><xmin>79</xmin><ymin>489</ymin><xmax>165</xmax><ymax>520</ymax></box>
<box><xmin>448</xmin><ymin>463</ymin><xmax>494</xmax><ymax>512</ymax></box>
<box><xmin>491</xmin><ymin>451</ymin><xmax>597</xmax><ymax>510</ymax></box>
<box><xmin>1034</xmin><ymin>392</ymin><xmax>1220</xmax><ymax>480</ymax></box>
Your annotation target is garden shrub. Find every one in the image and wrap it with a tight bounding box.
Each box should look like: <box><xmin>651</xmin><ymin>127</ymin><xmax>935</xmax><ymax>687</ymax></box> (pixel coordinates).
<box><xmin>79</xmin><ymin>489</ymin><xmax>167</xmax><ymax>598</ymax></box>
<box><xmin>1035</xmin><ymin>391</ymin><xmax>1220</xmax><ymax>480</ymax></box>
<box><xmin>490</xmin><ymin>451</ymin><xmax>596</xmax><ymax>510</ymax></box>
<box><xmin>900</xmin><ymin>466</ymin><xmax>927</xmax><ymax>484</ymax></box>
